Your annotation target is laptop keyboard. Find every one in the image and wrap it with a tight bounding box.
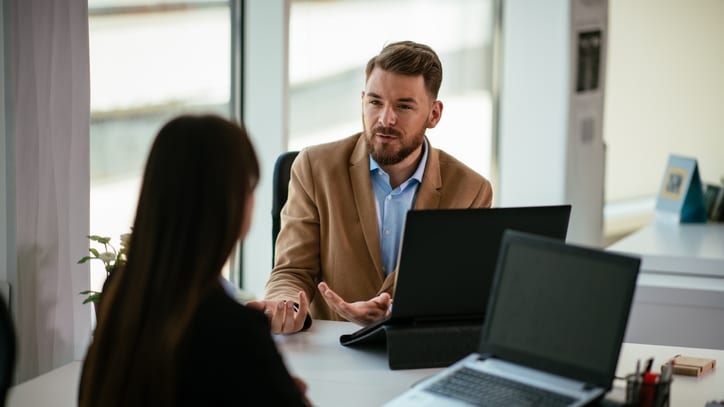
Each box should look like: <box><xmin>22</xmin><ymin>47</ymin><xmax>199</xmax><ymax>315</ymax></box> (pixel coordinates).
<box><xmin>424</xmin><ymin>367</ymin><xmax>576</xmax><ymax>407</ymax></box>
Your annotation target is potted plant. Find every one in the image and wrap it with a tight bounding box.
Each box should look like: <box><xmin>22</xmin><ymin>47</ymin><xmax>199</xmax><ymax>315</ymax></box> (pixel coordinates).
<box><xmin>77</xmin><ymin>232</ymin><xmax>130</xmax><ymax>310</ymax></box>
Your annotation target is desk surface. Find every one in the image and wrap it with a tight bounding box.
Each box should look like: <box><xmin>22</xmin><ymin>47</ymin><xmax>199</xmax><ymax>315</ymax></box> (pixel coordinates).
<box><xmin>278</xmin><ymin>321</ymin><xmax>724</xmax><ymax>406</ymax></box>
<box><xmin>605</xmin><ymin>222</ymin><xmax>724</xmax><ymax>349</ymax></box>
<box><xmin>7</xmin><ymin>320</ymin><xmax>724</xmax><ymax>406</ymax></box>
<box><xmin>275</xmin><ymin>321</ymin><xmax>441</xmax><ymax>406</ymax></box>
<box><xmin>7</xmin><ymin>360</ymin><xmax>81</xmax><ymax>406</ymax></box>
<box><xmin>608</xmin><ymin>222</ymin><xmax>724</xmax><ymax>279</ymax></box>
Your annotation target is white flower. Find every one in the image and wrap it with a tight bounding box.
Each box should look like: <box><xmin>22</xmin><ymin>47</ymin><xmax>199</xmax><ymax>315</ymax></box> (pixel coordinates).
<box><xmin>99</xmin><ymin>251</ymin><xmax>116</xmax><ymax>264</ymax></box>
<box><xmin>79</xmin><ymin>231</ymin><xmax>132</xmax><ymax>305</ymax></box>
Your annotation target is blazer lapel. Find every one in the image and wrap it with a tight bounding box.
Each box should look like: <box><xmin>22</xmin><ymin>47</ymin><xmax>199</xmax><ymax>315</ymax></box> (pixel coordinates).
<box><xmin>414</xmin><ymin>138</ymin><xmax>442</xmax><ymax>210</ymax></box>
<box><xmin>349</xmin><ymin>134</ymin><xmax>384</xmax><ymax>277</ymax></box>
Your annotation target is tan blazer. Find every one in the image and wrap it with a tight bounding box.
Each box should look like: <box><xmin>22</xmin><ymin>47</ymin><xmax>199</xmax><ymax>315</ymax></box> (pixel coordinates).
<box><xmin>265</xmin><ymin>133</ymin><xmax>493</xmax><ymax>321</ymax></box>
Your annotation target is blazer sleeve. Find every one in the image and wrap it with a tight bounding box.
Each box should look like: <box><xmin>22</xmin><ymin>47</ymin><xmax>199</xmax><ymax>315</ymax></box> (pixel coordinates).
<box><xmin>472</xmin><ymin>177</ymin><xmax>493</xmax><ymax>208</ymax></box>
<box><xmin>265</xmin><ymin>149</ymin><xmax>322</xmax><ymax>303</ymax></box>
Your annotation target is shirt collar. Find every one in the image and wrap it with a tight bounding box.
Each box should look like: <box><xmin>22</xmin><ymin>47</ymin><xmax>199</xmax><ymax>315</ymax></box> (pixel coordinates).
<box><xmin>369</xmin><ymin>138</ymin><xmax>429</xmax><ymax>184</ymax></box>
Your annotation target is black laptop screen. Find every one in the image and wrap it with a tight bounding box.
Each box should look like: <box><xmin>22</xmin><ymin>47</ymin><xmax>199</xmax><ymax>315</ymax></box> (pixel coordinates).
<box><xmin>391</xmin><ymin>205</ymin><xmax>571</xmax><ymax>320</ymax></box>
<box><xmin>480</xmin><ymin>231</ymin><xmax>640</xmax><ymax>387</ymax></box>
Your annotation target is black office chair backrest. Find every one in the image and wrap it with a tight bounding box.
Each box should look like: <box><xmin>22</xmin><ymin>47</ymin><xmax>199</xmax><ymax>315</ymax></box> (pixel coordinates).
<box><xmin>272</xmin><ymin>151</ymin><xmax>299</xmax><ymax>266</ymax></box>
<box><xmin>0</xmin><ymin>296</ymin><xmax>16</xmax><ymax>407</ymax></box>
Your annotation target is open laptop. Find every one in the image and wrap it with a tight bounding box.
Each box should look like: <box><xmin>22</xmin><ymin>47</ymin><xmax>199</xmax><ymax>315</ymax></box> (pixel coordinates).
<box><xmin>340</xmin><ymin>205</ymin><xmax>571</xmax><ymax>347</ymax></box>
<box><xmin>384</xmin><ymin>230</ymin><xmax>641</xmax><ymax>407</ymax></box>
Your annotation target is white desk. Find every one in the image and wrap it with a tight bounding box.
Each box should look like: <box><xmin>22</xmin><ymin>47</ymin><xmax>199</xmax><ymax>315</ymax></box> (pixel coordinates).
<box><xmin>274</xmin><ymin>320</ymin><xmax>441</xmax><ymax>406</ymax></box>
<box><xmin>6</xmin><ymin>361</ymin><xmax>81</xmax><ymax>406</ymax></box>
<box><xmin>7</xmin><ymin>320</ymin><xmax>724</xmax><ymax>406</ymax></box>
<box><xmin>608</xmin><ymin>222</ymin><xmax>724</xmax><ymax>349</ymax></box>
<box><xmin>608</xmin><ymin>222</ymin><xmax>724</xmax><ymax>279</ymax></box>
<box><xmin>279</xmin><ymin>321</ymin><xmax>724</xmax><ymax>406</ymax></box>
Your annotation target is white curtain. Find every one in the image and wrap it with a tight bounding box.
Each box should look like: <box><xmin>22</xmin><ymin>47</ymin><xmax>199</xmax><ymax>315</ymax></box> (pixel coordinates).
<box><xmin>5</xmin><ymin>0</ymin><xmax>91</xmax><ymax>382</ymax></box>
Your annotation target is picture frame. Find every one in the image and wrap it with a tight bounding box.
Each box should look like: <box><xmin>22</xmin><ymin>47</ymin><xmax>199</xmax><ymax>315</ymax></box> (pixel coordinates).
<box><xmin>655</xmin><ymin>155</ymin><xmax>707</xmax><ymax>223</ymax></box>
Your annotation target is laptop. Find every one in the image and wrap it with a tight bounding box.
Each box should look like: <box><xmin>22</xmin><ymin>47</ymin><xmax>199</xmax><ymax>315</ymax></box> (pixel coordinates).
<box><xmin>340</xmin><ymin>205</ymin><xmax>571</xmax><ymax>348</ymax></box>
<box><xmin>384</xmin><ymin>230</ymin><xmax>641</xmax><ymax>407</ymax></box>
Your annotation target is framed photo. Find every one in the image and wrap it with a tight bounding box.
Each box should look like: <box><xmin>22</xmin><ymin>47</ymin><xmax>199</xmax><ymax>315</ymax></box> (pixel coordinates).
<box><xmin>655</xmin><ymin>155</ymin><xmax>707</xmax><ymax>223</ymax></box>
<box><xmin>661</xmin><ymin>167</ymin><xmax>688</xmax><ymax>200</ymax></box>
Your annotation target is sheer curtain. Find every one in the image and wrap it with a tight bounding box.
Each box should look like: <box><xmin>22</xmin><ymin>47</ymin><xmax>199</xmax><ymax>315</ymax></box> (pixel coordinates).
<box><xmin>4</xmin><ymin>0</ymin><xmax>90</xmax><ymax>382</ymax></box>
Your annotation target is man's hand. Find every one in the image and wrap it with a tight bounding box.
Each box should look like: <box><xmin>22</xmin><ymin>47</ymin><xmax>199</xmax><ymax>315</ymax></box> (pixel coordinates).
<box><xmin>246</xmin><ymin>290</ymin><xmax>309</xmax><ymax>334</ymax></box>
<box><xmin>317</xmin><ymin>282</ymin><xmax>392</xmax><ymax>326</ymax></box>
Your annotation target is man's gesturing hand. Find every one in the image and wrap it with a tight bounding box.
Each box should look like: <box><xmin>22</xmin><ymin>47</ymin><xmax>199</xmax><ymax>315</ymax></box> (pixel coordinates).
<box><xmin>317</xmin><ymin>282</ymin><xmax>391</xmax><ymax>326</ymax></box>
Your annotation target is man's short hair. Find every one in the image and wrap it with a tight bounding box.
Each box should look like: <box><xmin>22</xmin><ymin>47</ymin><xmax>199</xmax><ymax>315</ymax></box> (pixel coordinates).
<box><xmin>365</xmin><ymin>41</ymin><xmax>443</xmax><ymax>99</ymax></box>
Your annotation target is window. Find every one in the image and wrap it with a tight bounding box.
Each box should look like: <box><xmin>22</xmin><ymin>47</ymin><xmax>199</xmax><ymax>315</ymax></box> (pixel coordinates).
<box><xmin>288</xmin><ymin>0</ymin><xmax>496</xmax><ymax>178</ymax></box>
<box><xmin>88</xmin><ymin>0</ymin><xmax>233</xmax><ymax>291</ymax></box>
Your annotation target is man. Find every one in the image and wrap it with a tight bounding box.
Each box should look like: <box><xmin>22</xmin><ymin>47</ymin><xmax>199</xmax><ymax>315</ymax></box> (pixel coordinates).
<box><xmin>247</xmin><ymin>41</ymin><xmax>493</xmax><ymax>334</ymax></box>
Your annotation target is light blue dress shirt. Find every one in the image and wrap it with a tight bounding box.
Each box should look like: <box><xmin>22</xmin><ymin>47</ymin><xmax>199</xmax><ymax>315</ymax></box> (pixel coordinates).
<box><xmin>369</xmin><ymin>140</ymin><xmax>429</xmax><ymax>276</ymax></box>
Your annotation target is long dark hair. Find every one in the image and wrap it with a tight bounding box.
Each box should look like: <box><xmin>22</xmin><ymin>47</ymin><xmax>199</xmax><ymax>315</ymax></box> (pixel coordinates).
<box><xmin>79</xmin><ymin>114</ymin><xmax>259</xmax><ymax>406</ymax></box>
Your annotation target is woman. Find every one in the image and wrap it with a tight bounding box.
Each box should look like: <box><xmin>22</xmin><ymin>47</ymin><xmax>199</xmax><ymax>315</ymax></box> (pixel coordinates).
<box><xmin>79</xmin><ymin>115</ymin><xmax>309</xmax><ymax>406</ymax></box>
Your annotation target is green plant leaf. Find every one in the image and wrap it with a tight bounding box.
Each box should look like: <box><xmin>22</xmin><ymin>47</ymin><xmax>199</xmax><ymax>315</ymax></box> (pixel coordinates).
<box><xmin>79</xmin><ymin>290</ymin><xmax>101</xmax><ymax>304</ymax></box>
<box><xmin>77</xmin><ymin>256</ymin><xmax>92</xmax><ymax>264</ymax></box>
<box><xmin>88</xmin><ymin>235</ymin><xmax>111</xmax><ymax>244</ymax></box>
<box><xmin>89</xmin><ymin>248</ymin><xmax>100</xmax><ymax>257</ymax></box>
<box><xmin>81</xmin><ymin>292</ymin><xmax>101</xmax><ymax>304</ymax></box>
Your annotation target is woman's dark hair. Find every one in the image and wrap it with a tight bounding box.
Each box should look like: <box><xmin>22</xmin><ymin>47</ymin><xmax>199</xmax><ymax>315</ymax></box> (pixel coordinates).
<box><xmin>79</xmin><ymin>114</ymin><xmax>259</xmax><ymax>406</ymax></box>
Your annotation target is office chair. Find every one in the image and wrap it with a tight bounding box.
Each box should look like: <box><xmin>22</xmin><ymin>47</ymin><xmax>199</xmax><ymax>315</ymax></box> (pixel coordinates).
<box><xmin>0</xmin><ymin>295</ymin><xmax>16</xmax><ymax>407</ymax></box>
<box><xmin>271</xmin><ymin>151</ymin><xmax>299</xmax><ymax>266</ymax></box>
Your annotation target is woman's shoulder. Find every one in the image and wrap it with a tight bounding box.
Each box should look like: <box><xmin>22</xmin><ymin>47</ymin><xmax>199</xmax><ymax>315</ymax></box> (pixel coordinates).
<box><xmin>179</xmin><ymin>285</ymin><xmax>277</xmax><ymax>368</ymax></box>
<box><xmin>177</xmin><ymin>286</ymin><xmax>304</xmax><ymax>406</ymax></box>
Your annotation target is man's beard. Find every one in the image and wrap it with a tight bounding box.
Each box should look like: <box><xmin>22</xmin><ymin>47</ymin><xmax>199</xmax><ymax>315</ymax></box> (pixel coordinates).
<box><xmin>364</xmin><ymin>124</ymin><xmax>425</xmax><ymax>166</ymax></box>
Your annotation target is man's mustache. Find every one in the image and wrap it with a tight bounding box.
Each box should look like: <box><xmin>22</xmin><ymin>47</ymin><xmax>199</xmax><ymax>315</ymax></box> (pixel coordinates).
<box><xmin>371</xmin><ymin>126</ymin><xmax>402</xmax><ymax>137</ymax></box>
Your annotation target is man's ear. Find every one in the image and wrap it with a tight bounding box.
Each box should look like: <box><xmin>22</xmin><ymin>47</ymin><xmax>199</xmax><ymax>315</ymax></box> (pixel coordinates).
<box><xmin>427</xmin><ymin>100</ymin><xmax>443</xmax><ymax>129</ymax></box>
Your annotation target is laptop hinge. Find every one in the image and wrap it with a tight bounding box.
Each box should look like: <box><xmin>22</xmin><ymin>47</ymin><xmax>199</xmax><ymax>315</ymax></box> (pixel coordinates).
<box><xmin>582</xmin><ymin>382</ymin><xmax>597</xmax><ymax>391</ymax></box>
<box><xmin>478</xmin><ymin>353</ymin><xmax>493</xmax><ymax>361</ymax></box>
<box><xmin>411</xmin><ymin>315</ymin><xmax>485</xmax><ymax>325</ymax></box>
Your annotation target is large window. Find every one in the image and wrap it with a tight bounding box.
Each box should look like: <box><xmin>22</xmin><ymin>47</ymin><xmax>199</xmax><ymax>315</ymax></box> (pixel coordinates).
<box><xmin>88</xmin><ymin>0</ymin><xmax>233</xmax><ymax>292</ymax></box>
<box><xmin>288</xmin><ymin>0</ymin><xmax>496</xmax><ymax>178</ymax></box>
<box><xmin>88</xmin><ymin>0</ymin><xmax>497</xmax><ymax>295</ymax></box>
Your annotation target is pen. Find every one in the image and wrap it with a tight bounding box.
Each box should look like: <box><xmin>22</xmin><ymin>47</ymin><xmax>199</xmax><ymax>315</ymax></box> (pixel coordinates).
<box><xmin>635</xmin><ymin>359</ymin><xmax>640</xmax><ymax>377</ymax></box>
<box><xmin>644</xmin><ymin>357</ymin><xmax>654</xmax><ymax>373</ymax></box>
<box><xmin>641</xmin><ymin>371</ymin><xmax>658</xmax><ymax>406</ymax></box>
<box><xmin>662</xmin><ymin>362</ymin><xmax>673</xmax><ymax>382</ymax></box>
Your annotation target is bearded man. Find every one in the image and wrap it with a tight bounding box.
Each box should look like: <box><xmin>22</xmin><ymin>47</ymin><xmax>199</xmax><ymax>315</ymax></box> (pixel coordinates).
<box><xmin>248</xmin><ymin>41</ymin><xmax>493</xmax><ymax>334</ymax></box>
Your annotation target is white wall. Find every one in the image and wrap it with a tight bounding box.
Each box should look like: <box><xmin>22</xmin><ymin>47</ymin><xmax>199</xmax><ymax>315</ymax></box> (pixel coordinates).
<box><xmin>499</xmin><ymin>0</ymin><xmax>724</xmax><ymax>242</ymax></box>
<box><xmin>604</xmin><ymin>0</ymin><xmax>724</xmax><ymax>202</ymax></box>
<box><xmin>498</xmin><ymin>0</ymin><xmax>607</xmax><ymax>247</ymax></box>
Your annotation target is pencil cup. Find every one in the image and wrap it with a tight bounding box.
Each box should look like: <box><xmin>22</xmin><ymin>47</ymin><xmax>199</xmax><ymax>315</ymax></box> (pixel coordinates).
<box><xmin>624</xmin><ymin>373</ymin><xmax>671</xmax><ymax>407</ymax></box>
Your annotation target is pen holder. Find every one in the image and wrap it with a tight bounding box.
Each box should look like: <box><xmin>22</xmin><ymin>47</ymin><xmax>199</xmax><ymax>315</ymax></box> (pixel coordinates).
<box><xmin>624</xmin><ymin>373</ymin><xmax>671</xmax><ymax>407</ymax></box>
